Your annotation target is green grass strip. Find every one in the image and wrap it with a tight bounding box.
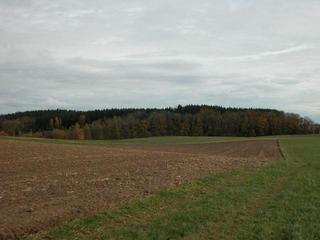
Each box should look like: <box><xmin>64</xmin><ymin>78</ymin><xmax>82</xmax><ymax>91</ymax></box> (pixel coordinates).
<box><xmin>234</xmin><ymin>136</ymin><xmax>320</xmax><ymax>240</ymax></box>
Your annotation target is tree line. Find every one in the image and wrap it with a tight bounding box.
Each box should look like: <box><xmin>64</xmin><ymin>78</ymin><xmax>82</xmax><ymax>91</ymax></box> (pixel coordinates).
<box><xmin>0</xmin><ymin>105</ymin><xmax>318</xmax><ymax>139</ymax></box>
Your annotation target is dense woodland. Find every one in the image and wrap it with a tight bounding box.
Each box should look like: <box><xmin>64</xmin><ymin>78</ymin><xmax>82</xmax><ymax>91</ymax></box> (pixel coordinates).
<box><xmin>0</xmin><ymin>105</ymin><xmax>319</xmax><ymax>139</ymax></box>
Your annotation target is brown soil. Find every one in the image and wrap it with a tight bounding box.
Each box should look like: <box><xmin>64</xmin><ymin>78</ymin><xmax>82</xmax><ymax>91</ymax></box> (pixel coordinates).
<box><xmin>0</xmin><ymin>139</ymin><xmax>283</xmax><ymax>239</ymax></box>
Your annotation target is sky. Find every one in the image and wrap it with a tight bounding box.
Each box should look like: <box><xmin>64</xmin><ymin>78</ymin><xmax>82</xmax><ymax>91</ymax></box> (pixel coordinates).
<box><xmin>0</xmin><ymin>0</ymin><xmax>319</xmax><ymax>122</ymax></box>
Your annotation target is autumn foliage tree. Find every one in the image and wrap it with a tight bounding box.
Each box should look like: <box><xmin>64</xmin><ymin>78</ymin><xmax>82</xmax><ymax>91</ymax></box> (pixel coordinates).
<box><xmin>0</xmin><ymin>105</ymin><xmax>317</xmax><ymax>140</ymax></box>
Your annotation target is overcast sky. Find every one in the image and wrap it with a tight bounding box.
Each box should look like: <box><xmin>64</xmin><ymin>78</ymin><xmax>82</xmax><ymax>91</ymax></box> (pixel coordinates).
<box><xmin>0</xmin><ymin>0</ymin><xmax>319</xmax><ymax>122</ymax></box>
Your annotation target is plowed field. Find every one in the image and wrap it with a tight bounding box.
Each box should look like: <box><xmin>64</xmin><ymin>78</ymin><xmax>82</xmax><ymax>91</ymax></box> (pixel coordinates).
<box><xmin>0</xmin><ymin>139</ymin><xmax>283</xmax><ymax>239</ymax></box>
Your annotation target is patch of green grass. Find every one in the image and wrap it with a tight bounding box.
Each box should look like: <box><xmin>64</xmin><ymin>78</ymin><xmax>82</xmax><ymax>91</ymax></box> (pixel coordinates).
<box><xmin>25</xmin><ymin>135</ymin><xmax>320</xmax><ymax>240</ymax></box>
<box><xmin>235</xmin><ymin>136</ymin><xmax>320</xmax><ymax>240</ymax></box>
<box><xmin>1</xmin><ymin>136</ymin><xmax>250</xmax><ymax>145</ymax></box>
<box><xmin>0</xmin><ymin>136</ymin><xmax>308</xmax><ymax>145</ymax></box>
<box><xmin>2</xmin><ymin>134</ymin><xmax>314</xmax><ymax>146</ymax></box>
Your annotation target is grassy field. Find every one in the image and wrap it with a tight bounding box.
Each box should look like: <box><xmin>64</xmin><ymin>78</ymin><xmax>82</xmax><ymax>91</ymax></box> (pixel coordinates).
<box><xmin>23</xmin><ymin>135</ymin><xmax>320</xmax><ymax>240</ymax></box>
<box><xmin>1</xmin><ymin>135</ymin><xmax>249</xmax><ymax>145</ymax></box>
<box><xmin>0</xmin><ymin>134</ymin><xmax>305</xmax><ymax>145</ymax></box>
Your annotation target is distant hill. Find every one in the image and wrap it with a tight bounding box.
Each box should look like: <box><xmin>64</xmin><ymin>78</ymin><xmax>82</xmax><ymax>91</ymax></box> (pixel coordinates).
<box><xmin>0</xmin><ymin>105</ymin><xmax>317</xmax><ymax>139</ymax></box>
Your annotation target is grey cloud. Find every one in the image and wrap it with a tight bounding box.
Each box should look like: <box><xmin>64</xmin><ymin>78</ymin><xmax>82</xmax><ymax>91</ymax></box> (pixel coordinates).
<box><xmin>68</xmin><ymin>57</ymin><xmax>202</xmax><ymax>72</ymax></box>
<box><xmin>0</xmin><ymin>0</ymin><xmax>319</xmax><ymax>122</ymax></box>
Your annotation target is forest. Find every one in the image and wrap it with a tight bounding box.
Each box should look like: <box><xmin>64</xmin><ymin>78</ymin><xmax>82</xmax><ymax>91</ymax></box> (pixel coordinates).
<box><xmin>0</xmin><ymin>105</ymin><xmax>318</xmax><ymax>139</ymax></box>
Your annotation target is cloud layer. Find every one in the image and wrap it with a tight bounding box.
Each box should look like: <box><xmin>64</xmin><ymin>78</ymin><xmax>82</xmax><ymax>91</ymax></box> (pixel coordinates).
<box><xmin>0</xmin><ymin>0</ymin><xmax>320</xmax><ymax>122</ymax></box>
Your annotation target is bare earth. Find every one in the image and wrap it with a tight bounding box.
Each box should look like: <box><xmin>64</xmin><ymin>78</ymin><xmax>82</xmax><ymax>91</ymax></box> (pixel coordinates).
<box><xmin>0</xmin><ymin>139</ymin><xmax>283</xmax><ymax>239</ymax></box>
